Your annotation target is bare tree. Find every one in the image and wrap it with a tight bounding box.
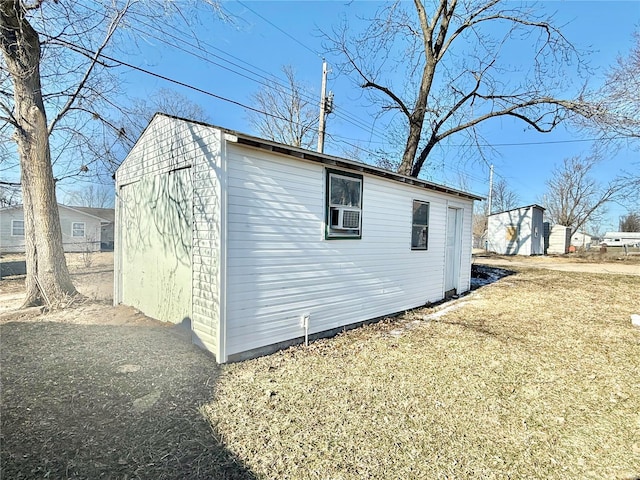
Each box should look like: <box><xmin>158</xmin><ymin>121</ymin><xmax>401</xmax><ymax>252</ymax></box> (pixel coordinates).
<box><xmin>619</xmin><ymin>212</ymin><xmax>640</xmax><ymax>232</ymax></box>
<box><xmin>1</xmin><ymin>1</ymin><xmax>220</xmax><ymax>306</ymax></box>
<box><xmin>65</xmin><ymin>185</ymin><xmax>114</xmax><ymax>209</ymax></box>
<box><xmin>124</xmin><ymin>88</ymin><xmax>211</xmax><ymax>145</ymax></box>
<box><xmin>247</xmin><ymin>65</ymin><xmax>318</xmax><ymax>149</ymax></box>
<box><xmin>576</xmin><ymin>30</ymin><xmax>640</xmax><ymax>143</ymax></box>
<box><xmin>473</xmin><ymin>207</ymin><xmax>488</xmax><ymax>248</ymax></box>
<box><xmin>0</xmin><ymin>182</ymin><xmax>21</xmax><ymax>207</ymax></box>
<box><xmin>1</xmin><ymin>0</ymin><xmax>82</xmax><ymax>305</ymax></box>
<box><xmin>326</xmin><ymin>0</ymin><xmax>588</xmax><ymax>177</ymax></box>
<box><xmin>491</xmin><ymin>178</ymin><xmax>519</xmax><ymax>213</ymax></box>
<box><xmin>541</xmin><ymin>155</ymin><xmax>625</xmax><ymax>236</ymax></box>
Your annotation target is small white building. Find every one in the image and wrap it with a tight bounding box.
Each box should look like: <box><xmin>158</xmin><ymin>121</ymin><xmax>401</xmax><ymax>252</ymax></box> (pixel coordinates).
<box><xmin>114</xmin><ymin>114</ymin><xmax>482</xmax><ymax>363</ymax></box>
<box><xmin>571</xmin><ymin>231</ymin><xmax>593</xmax><ymax>249</ymax></box>
<box><xmin>0</xmin><ymin>204</ymin><xmax>110</xmax><ymax>254</ymax></box>
<box><xmin>544</xmin><ymin>223</ymin><xmax>571</xmax><ymax>255</ymax></box>
<box><xmin>486</xmin><ymin>204</ymin><xmax>545</xmax><ymax>255</ymax></box>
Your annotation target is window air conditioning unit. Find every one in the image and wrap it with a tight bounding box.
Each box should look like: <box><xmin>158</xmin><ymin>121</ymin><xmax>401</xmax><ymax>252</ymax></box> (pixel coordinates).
<box><xmin>330</xmin><ymin>207</ymin><xmax>361</xmax><ymax>229</ymax></box>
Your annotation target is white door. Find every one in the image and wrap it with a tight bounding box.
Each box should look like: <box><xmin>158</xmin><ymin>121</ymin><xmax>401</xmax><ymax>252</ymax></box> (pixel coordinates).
<box><xmin>445</xmin><ymin>207</ymin><xmax>461</xmax><ymax>296</ymax></box>
<box><xmin>118</xmin><ymin>168</ymin><xmax>192</xmax><ymax>324</ymax></box>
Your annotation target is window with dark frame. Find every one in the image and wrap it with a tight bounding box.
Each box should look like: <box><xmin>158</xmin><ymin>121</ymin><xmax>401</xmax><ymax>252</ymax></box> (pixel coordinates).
<box><xmin>11</xmin><ymin>220</ymin><xmax>24</xmax><ymax>236</ymax></box>
<box><xmin>72</xmin><ymin>222</ymin><xmax>85</xmax><ymax>237</ymax></box>
<box><xmin>411</xmin><ymin>200</ymin><xmax>429</xmax><ymax>250</ymax></box>
<box><xmin>326</xmin><ymin>170</ymin><xmax>363</xmax><ymax>239</ymax></box>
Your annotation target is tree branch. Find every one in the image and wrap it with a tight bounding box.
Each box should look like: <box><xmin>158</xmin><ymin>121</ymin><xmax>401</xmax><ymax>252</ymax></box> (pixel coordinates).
<box><xmin>47</xmin><ymin>2</ymin><xmax>131</xmax><ymax>135</ymax></box>
<box><xmin>362</xmin><ymin>81</ymin><xmax>412</xmax><ymax>119</ymax></box>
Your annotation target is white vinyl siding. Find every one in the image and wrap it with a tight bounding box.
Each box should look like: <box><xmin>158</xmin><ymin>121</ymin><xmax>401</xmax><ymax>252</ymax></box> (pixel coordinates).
<box><xmin>0</xmin><ymin>211</ymin><xmax>26</xmax><ymax>252</ymax></box>
<box><xmin>487</xmin><ymin>205</ymin><xmax>544</xmax><ymax>255</ymax></box>
<box><xmin>115</xmin><ymin>114</ymin><xmax>477</xmax><ymax>363</ymax></box>
<box><xmin>115</xmin><ymin>115</ymin><xmax>221</xmax><ymax>357</ymax></box>
<box><xmin>223</xmin><ymin>144</ymin><xmax>461</xmax><ymax>356</ymax></box>
<box><xmin>0</xmin><ymin>206</ymin><xmax>103</xmax><ymax>253</ymax></box>
<box><xmin>191</xmin><ymin>128</ymin><xmax>224</xmax><ymax>359</ymax></box>
<box><xmin>59</xmin><ymin>209</ymin><xmax>101</xmax><ymax>252</ymax></box>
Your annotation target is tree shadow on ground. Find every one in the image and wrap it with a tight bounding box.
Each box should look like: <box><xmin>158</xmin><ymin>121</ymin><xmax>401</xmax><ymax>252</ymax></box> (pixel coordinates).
<box><xmin>470</xmin><ymin>264</ymin><xmax>515</xmax><ymax>290</ymax></box>
<box><xmin>0</xmin><ymin>320</ymin><xmax>256</xmax><ymax>479</ymax></box>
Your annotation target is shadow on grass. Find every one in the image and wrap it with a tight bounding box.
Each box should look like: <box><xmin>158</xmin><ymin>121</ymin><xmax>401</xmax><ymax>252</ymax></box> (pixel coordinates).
<box><xmin>0</xmin><ymin>260</ymin><xmax>26</xmax><ymax>278</ymax></box>
<box><xmin>0</xmin><ymin>320</ymin><xmax>256</xmax><ymax>479</ymax></box>
<box><xmin>470</xmin><ymin>264</ymin><xmax>516</xmax><ymax>291</ymax></box>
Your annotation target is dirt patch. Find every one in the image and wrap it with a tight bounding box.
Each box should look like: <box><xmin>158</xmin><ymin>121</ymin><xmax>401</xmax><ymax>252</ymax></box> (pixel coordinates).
<box><xmin>0</xmin><ymin>252</ymin><xmax>115</xmax><ymax>314</ymax></box>
<box><xmin>1</xmin><ymin>252</ymin><xmax>258</xmax><ymax>478</ymax></box>
<box><xmin>0</xmin><ymin>313</ymin><xmax>256</xmax><ymax>479</ymax></box>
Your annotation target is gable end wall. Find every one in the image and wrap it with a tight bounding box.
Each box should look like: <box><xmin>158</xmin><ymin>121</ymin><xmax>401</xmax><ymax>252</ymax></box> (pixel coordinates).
<box><xmin>116</xmin><ymin>116</ymin><xmax>223</xmax><ymax>359</ymax></box>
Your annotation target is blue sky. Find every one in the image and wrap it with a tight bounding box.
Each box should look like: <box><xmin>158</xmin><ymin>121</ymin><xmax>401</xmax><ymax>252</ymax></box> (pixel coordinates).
<box><xmin>114</xmin><ymin>0</ymin><xmax>639</xmax><ymax>232</ymax></box>
<box><xmin>6</xmin><ymin>0</ymin><xmax>633</xmax><ymax>230</ymax></box>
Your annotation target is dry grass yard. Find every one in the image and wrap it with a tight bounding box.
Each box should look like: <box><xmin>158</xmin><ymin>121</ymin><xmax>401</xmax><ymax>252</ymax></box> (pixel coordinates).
<box><xmin>205</xmin><ymin>267</ymin><xmax>640</xmax><ymax>480</ymax></box>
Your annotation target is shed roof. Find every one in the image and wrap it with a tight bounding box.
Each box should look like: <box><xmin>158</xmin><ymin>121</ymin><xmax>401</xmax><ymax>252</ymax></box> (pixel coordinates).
<box><xmin>488</xmin><ymin>204</ymin><xmax>545</xmax><ymax>217</ymax></box>
<box><xmin>139</xmin><ymin>113</ymin><xmax>484</xmax><ymax>202</ymax></box>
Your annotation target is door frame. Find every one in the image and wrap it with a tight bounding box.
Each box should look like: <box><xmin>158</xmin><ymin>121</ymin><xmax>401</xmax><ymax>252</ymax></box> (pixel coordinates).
<box><xmin>444</xmin><ymin>206</ymin><xmax>463</xmax><ymax>298</ymax></box>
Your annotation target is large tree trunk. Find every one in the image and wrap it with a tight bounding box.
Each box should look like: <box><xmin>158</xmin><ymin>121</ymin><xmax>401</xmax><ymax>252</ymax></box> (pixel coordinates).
<box><xmin>1</xmin><ymin>0</ymin><xmax>77</xmax><ymax>307</ymax></box>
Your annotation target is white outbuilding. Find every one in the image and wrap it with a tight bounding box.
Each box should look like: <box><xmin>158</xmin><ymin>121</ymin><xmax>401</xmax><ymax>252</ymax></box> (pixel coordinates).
<box><xmin>114</xmin><ymin>114</ymin><xmax>481</xmax><ymax>362</ymax></box>
<box><xmin>487</xmin><ymin>204</ymin><xmax>545</xmax><ymax>256</ymax></box>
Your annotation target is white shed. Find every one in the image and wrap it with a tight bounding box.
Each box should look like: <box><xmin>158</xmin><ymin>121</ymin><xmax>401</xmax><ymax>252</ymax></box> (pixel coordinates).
<box><xmin>114</xmin><ymin>114</ymin><xmax>481</xmax><ymax>362</ymax></box>
<box><xmin>0</xmin><ymin>204</ymin><xmax>108</xmax><ymax>254</ymax></box>
<box><xmin>487</xmin><ymin>204</ymin><xmax>545</xmax><ymax>255</ymax></box>
<box><xmin>544</xmin><ymin>223</ymin><xmax>571</xmax><ymax>255</ymax></box>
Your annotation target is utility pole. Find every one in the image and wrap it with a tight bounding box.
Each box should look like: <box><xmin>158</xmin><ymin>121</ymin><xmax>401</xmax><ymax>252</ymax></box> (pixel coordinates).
<box><xmin>485</xmin><ymin>164</ymin><xmax>494</xmax><ymax>252</ymax></box>
<box><xmin>487</xmin><ymin>164</ymin><xmax>494</xmax><ymax>216</ymax></box>
<box><xmin>317</xmin><ymin>60</ymin><xmax>333</xmax><ymax>153</ymax></box>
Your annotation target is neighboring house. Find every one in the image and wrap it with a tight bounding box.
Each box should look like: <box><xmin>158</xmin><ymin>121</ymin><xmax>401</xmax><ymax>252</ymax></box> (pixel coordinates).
<box><xmin>114</xmin><ymin>114</ymin><xmax>482</xmax><ymax>363</ymax></box>
<box><xmin>571</xmin><ymin>231</ymin><xmax>593</xmax><ymax>249</ymax></box>
<box><xmin>601</xmin><ymin>232</ymin><xmax>640</xmax><ymax>247</ymax></box>
<box><xmin>71</xmin><ymin>207</ymin><xmax>115</xmax><ymax>250</ymax></box>
<box><xmin>0</xmin><ymin>204</ymin><xmax>112</xmax><ymax>254</ymax></box>
<box><xmin>486</xmin><ymin>204</ymin><xmax>545</xmax><ymax>255</ymax></box>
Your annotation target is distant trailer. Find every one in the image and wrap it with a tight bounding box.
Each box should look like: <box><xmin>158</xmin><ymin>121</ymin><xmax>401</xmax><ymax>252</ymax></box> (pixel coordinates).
<box><xmin>601</xmin><ymin>232</ymin><xmax>640</xmax><ymax>247</ymax></box>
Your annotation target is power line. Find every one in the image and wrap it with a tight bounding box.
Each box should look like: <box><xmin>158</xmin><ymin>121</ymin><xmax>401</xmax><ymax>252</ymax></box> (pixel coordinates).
<box><xmin>81</xmin><ymin>3</ymin><xmax>397</xmax><ymax>144</ymax></box>
<box><xmin>41</xmin><ymin>14</ymin><xmax>623</xmax><ymax>174</ymax></box>
<box><xmin>44</xmin><ymin>36</ymin><xmax>312</xmax><ymax>128</ymax></box>
<box><xmin>77</xmin><ymin>3</ymin><xmax>323</xmax><ymax>110</ymax></box>
<box><xmin>133</xmin><ymin>9</ymin><xmax>389</xmax><ymax>140</ymax></box>
<box><xmin>236</xmin><ymin>0</ymin><xmax>322</xmax><ymax>58</ymax></box>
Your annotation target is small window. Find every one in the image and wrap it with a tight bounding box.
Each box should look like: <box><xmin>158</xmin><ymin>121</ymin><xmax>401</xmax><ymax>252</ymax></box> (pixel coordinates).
<box><xmin>326</xmin><ymin>170</ymin><xmax>363</xmax><ymax>239</ymax></box>
<box><xmin>11</xmin><ymin>220</ymin><xmax>24</xmax><ymax>237</ymax></box>
<box><xmin>72</xmin><ymin>222</ymin><xmax>85</xmax><ymax>237</ymax></box>
<box><xmin>506</xmin><ymin>226</ymin><xmax>518</xmax><ymax>241</ymax></box>
<box><xmin>411</xmin><ymin>200</ymin><xmax>429</xmax><ymax>250</ymax></box>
